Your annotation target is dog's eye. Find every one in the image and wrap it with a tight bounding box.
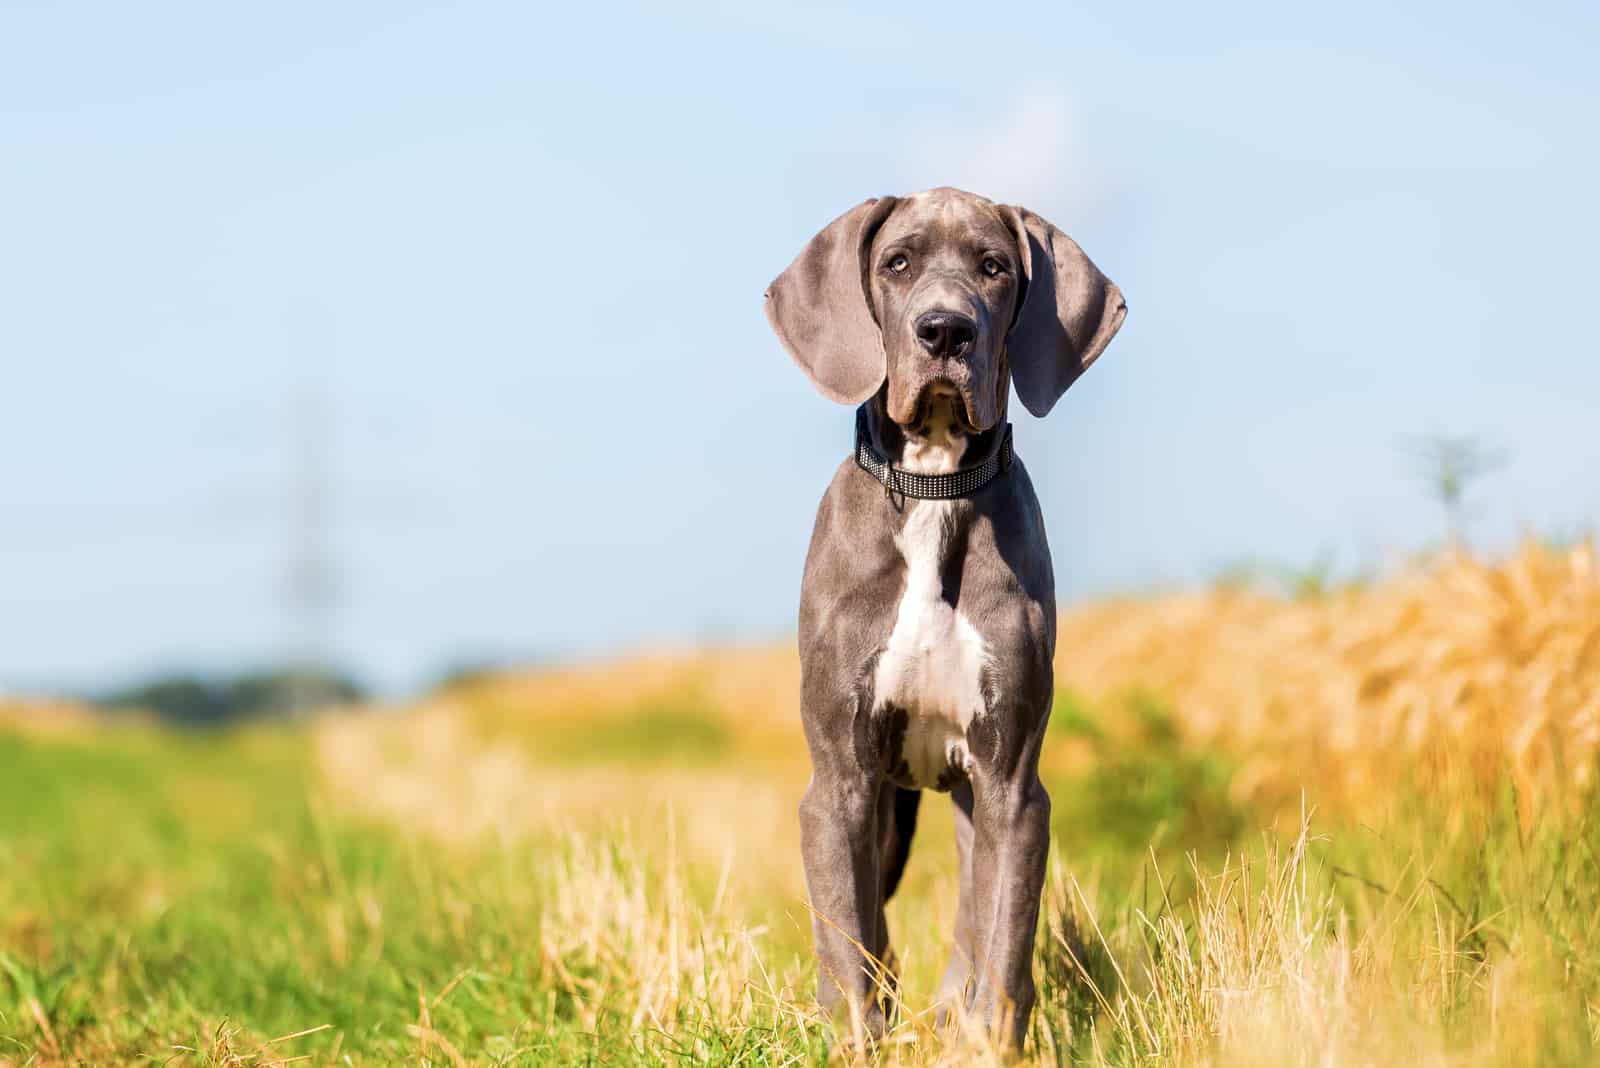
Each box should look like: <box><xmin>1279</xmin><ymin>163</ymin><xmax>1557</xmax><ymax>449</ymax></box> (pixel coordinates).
<box><xmin>886</xmin><ymin>254</ymin><xmax>910</xmax><ymax>274</ymax></box>
<box><xmin>981</xmin><ymin>256</ymin><xmax>1006</xmax><ymax>278</ymax></box>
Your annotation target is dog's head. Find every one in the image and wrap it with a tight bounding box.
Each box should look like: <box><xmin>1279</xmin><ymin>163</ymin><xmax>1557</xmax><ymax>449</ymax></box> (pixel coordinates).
<box><xmin>764</xmin><ymin>187</ymin><xmax>1126</xmax><ymax>432</ymax></box>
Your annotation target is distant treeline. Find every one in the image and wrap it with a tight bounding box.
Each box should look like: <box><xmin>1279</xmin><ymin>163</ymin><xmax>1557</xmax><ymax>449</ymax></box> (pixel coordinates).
<box><xmin>97</xmin><ymin>668</ymin><xmax>366</xmax><ymax>727</ymax></box>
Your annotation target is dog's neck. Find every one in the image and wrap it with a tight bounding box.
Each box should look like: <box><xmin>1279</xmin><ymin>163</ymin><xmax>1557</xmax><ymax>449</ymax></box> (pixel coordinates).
<box><xmin>863</xmin><ymin>387</ymin><xmax>1009</xmax><ymax>477</ymax></box>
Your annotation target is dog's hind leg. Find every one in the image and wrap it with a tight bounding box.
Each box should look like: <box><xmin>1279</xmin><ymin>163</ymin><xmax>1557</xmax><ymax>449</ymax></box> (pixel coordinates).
<box><xmin>870</xmin><ymin>784</ymin><xmax>920</xmax><ymax>1019</ymax></box>
<box><xmin>935</xmin><ymin>780</ymin><xmax>976</xmax><ymax>1024</ymax></box>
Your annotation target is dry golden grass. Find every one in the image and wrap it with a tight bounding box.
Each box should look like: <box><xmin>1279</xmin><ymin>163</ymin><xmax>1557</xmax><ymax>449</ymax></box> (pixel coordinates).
<box><xmin>1056</xmin><ymin>539</ymin><xmax>1600</xmax><ymax>817</ymax></box>
<box><xmin>295</xmin><ymin>540</ymin><xmax>1600</xmax><ymax>1065</ymax></box>
<box><xmin>359</xmin><ymin>538</ymin><xmax>1600</xmax><ymax>822</ymax></box>
<box><xmin>0</xmin><ymin>695</ymin><xmax>111</xmax><ymax>738</ymax></box>
<box><xmin>315</xmin><ymin>700</ymin><xmax>810</xmax><ymax>899</ymax></box>
<box><xmin>9</xmin><ymin>544</ymin><xmax>1596</xmax><ymax>1063</ymax></box>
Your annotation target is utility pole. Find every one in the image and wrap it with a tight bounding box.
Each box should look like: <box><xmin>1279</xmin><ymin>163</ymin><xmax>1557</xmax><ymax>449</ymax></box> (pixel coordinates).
<box><xmin>284</xmin><ymin>305</ymin><xmax>337</xmax><ymax>714</ymax></box>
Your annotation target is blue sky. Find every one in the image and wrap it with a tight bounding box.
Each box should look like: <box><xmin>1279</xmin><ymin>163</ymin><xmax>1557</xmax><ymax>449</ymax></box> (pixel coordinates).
<box><xmin>3</xmin><ymin>2</ymin><xmax>1597</xmax><ymax>693</ymax></box>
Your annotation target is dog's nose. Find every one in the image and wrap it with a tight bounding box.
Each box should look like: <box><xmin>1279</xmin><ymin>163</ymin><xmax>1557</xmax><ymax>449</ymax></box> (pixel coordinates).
<box><xmin>914</xmin><ymin>312</ymin><xmax>977</xmax><ymax>358</ymax></box>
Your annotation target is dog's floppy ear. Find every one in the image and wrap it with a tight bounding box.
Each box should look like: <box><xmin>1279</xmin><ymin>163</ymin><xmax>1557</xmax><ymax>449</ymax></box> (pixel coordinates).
<box><xmin>764</xmin><ymin>196</ymin><xmax>899</xmax><ymax>405</ymax></box>
<box><xmin>1002</xmin><ymin>205</ymin><xmax>1127</xmax><ymax>418</ymax></box>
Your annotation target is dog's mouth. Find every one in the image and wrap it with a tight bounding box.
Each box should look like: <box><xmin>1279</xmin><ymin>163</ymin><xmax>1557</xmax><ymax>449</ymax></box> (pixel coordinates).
<box><xmin>887</xmin><ymin>366</ymin><xmax>999</xmax><ymax>435</ymax></box>
<box><xmin>911</xmin><ymin>381</ymin><xmax>977</xmax><ymax>436</ymax></box>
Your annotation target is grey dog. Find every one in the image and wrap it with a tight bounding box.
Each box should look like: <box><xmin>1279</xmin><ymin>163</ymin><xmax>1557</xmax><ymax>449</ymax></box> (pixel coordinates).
<box><xmin>762</xmin><ymin>187</ymin><xmax>1126</xmax><ymax>1047</ymax></box>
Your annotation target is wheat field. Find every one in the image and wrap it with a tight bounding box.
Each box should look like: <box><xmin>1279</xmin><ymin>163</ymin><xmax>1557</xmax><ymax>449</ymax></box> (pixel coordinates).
<box><xmin>2</xmin><ymin>541</ymin><xmax>1598</xmax><ymax>1065</ymax></box>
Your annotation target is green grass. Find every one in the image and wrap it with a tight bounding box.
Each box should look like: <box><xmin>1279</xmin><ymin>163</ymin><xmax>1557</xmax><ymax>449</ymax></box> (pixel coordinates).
<box><xmin>1</xmin><ymin>700</ymin><xmax>1597</xmax><ymax>1066</ymax></box>
<box><xmin>1048</xmin><ymin>690</ymin><xmax>1245</xmax><ymax>867</ymax></box>
<box><xmin>0</xmin><ymin>723</ymin><xmax>821</xmax><ymax>1065</ymax></box>
<box><xmin>541</xmin><ymin>699</ymin><xmax>733</xmax><ymax>767</ymax></box>
<box><xmin>0</xmin><ymin>729</ymin><xmax>565</xmax><ymax>1063</ymax></box>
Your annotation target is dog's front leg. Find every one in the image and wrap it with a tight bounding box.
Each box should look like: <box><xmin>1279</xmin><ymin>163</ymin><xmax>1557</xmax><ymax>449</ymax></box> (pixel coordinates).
<box><xmin>935</xmin><ymin>780</ymin><xmax>977</xmax><ymax>1023</ymax></box>
<box><xmin>799</xmin><ymin>764</ymin><xmax>887</xmax><ymax>1041</ymax></box>
<box><xmin>968</xmin><ymin>769</ymin><xmax>1052</xmax><ymax>1049</ymax></box>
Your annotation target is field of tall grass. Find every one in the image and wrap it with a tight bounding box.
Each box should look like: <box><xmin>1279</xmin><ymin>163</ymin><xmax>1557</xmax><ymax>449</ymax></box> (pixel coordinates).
<box><xmin>3</xmin><ymin>541</ymin><xmax>1598</xmax><ymax>1065</ymax></box>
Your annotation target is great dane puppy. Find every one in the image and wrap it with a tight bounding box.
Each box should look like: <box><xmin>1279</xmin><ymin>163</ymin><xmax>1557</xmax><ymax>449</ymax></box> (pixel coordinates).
<box><xmin>763</xmin><ymin>187</ymin><xmax>1126</xmax><ymax>1048</ymax></box>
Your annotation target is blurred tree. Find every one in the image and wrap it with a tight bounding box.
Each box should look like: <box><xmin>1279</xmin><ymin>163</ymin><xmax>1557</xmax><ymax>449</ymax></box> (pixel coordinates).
<box><xmin>98</xmin><ymin>668</ymin><xmax>364</xmax><ymax>727</ymax></box>
<box><xmin>1404</xmin><ymin>434</ymin><xmax>1507</xmax><ymax>544</ymax></box>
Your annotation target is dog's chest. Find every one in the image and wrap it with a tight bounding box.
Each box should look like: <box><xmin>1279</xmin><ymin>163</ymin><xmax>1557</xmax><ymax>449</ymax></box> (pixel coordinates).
<box><xmin>872</xmin><ymin>499</ymin><xmax>987</xmax><ymax>790</ymax></box>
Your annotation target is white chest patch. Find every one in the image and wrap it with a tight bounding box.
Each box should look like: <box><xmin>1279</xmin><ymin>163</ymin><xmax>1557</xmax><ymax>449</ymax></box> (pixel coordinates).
<box><xmin>871</xmin><ymin>401</ymin><xmax>989</xmax><ymax>789</ymax></box>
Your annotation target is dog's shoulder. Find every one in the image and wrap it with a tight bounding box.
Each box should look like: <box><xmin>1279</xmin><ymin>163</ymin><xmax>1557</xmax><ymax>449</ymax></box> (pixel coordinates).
<box><xmin>796</xmin><ymin>458</ymin><xmax>905</xmax><ymax>663</ymax></box>
<box><xmin>964</xmin><ymin>455</ymin><xmax>1056</xmax><ymax>613</ymax></box>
